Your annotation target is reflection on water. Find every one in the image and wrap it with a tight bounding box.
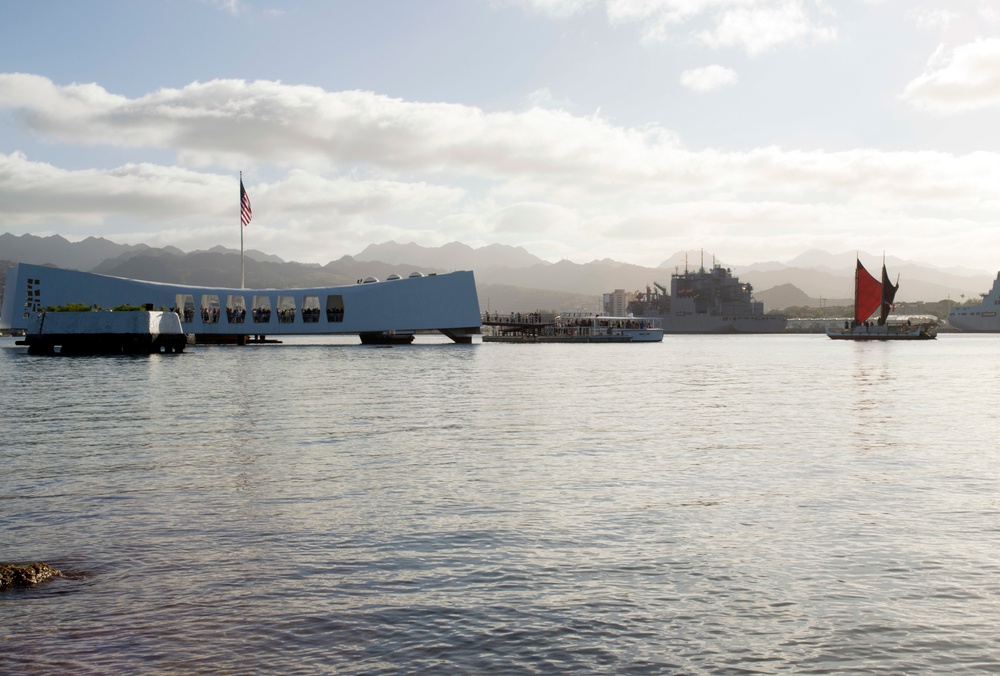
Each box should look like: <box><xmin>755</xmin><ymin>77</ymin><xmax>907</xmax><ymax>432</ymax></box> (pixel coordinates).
<box><xmin>849</xmin><ymin>342</ymin><xmax>896</xmax><ymax>452</ymax></box>
<box><xmin>2</xmin><ymin>335</ymin><xmax>1000</xmax><ymax>673</ymax></box>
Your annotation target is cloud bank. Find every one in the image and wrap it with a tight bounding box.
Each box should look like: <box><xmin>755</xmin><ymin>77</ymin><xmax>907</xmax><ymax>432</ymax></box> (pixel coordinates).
<box><xmin>1</xmin><ymin>74</ymin><xmax>999</xmax><ymax>267</ymax></box>
<box><xmin>902</xmin><ymin>38</ymin><xmax>1000</xmax><ymax>113</ymax></box>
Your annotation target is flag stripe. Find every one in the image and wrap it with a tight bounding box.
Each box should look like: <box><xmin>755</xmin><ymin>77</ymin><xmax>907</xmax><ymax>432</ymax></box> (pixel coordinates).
<box><xmin>240</xmin><ymin>180</ymin><xmax>253</xmax><ymax>226</ymax></box>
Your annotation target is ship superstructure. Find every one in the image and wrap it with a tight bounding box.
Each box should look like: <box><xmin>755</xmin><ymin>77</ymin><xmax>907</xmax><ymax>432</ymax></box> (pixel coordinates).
<box><xmin>627</xmin><ymin>261</ymin><xmax>786</xmax><ymax>334</ymax></box>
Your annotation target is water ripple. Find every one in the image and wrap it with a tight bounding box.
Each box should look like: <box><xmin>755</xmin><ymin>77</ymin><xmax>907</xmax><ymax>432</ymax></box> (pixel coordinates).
<box><xmin>4</xmin><ymin>335</ymin><xmax>1000</xmax><ymax>672</ymax></box>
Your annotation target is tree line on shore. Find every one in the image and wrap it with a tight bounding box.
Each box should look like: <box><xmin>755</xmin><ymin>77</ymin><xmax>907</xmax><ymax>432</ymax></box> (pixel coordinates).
<box><xmin>776</xmin><ymin>298</ymin><xmax>973</xmax><ymax>321</ymax></box>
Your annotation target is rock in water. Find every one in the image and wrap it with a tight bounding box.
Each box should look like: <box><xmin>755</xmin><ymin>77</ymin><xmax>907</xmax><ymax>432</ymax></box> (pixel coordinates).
<box><xmin>0</xmin><ymin>562</ymin><xmax>63</xmax><ymax>590</ymax></box>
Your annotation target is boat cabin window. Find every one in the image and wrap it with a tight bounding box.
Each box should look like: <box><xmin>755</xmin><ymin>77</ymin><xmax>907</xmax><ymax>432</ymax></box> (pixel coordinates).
<box><xmin>201</xmin><ymin>294</ymin><xmax>221</xmax><ymax>324</ymax></box>
<box><xmin>175</xmin><ymin>294</ymin><xmax>195</xmax><ymax>323</ymax></box>
<box><xmin>326</xmin><ymin>295</ymin><xmax>345</xmax><ymax>322</ymax></box>
<box><xmin>277</xmin><ymin>295</ymin><xmax>296</xmax><ymax>323</ymax></box>
<box><xmin>252</xmin><ymin>295</ymin><xmax>272</xmax><ymax>323</ymax></box>
<box><xmin>302</xmin><ymin>295</ymin><xmax>320</xmax><ymax>323</ymax></box>
<box><xmin>226</xmin><ymin>295</ymin><xmax>246</xmax><ymax>324</ymax></box>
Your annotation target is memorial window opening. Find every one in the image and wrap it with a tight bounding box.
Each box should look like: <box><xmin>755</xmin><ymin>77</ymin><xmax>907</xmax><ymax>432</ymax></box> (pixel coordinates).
<box><xmin>23</xmin><ymin>277</ymin><xmax>42</xmax><ymax>318</ymax></box>
<box><xmin>252</xmin><ymin>295</ymin><xmax>272</xmax><ymax>323</ymax></box>
<box><xmin>227</xmin><ymin>295</ymin><xmax>247</xmax><ymax>324</ymax></box>
<box><xmin>175</xmin><ymin>294</ymin><xmax>195</xmax><ymax>323</ymax></box>
<box><xmin>302</xmin><ymin>295</ymin><xmax>320</xmax><ymax>323</ymax></box>
<box><xmin>201</xmin><ymin>294</ymin><xmax>221</xmax><ymax>324</ymax></box>
<box><xmin>277</xmin><ymin>295</ymin><xmax>296</xmax><ymax>324</ymax></box>
<box><xmin>326</xmin><ymin>295</ymin><xmax>345</xmax><ymax>322</ymax></box>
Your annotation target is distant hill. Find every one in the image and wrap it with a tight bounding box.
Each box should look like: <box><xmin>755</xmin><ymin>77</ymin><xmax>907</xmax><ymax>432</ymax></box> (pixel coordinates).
<box><xmin>88</xmin><ymin>250</ymin><xmax>587</xmax><ymax>313</ymax></box>
<box><xmin>198</xmin><ymin>245</ymin><xmax>287</xmax><ymax>264</ymax></box>
<box><xmin>474</xmin><ymin>259</ymin><xmax>660</xmax><ymax>297</ymax></box>
<box><xmin>780</xmin><ymin>249</ymin><xmax>989</xmax><ymax>278</ymax></box>
<box><xmin>355</xmin><ymin>241</ymin><xmax>545</xmax><ymax>271</ymax></box>
<box><xmin>0</xmin><ymin>233</ymin><xmax>146</xmax><ymax>270</ymax></box>
<box><xmin>657</xmin><ymin>248</ymin><xmax>990</xmax><ymax>304</ymax></box>
<box><xmin>90</xmin><ymin>245</ymin><xmax>292</xmax><ymax>283</ymax></box>
<box><xmin>1</xmin><ymin>232</ymin><xmax>995</xmax><ymax>312</ymax></box>
<box><xmin>654</xmin><ymin>247</ymin><xmax>991</xmax><ymax>303</ymax></box>
<box><xmin>736</xmin><ymin>264</ymin><xmax>982</xmax><ymax>304</ymax></box>
<box><xmin>754</xmin><ymin>283</ymin><xmax>850</xmax><ymax>311</ymax></box>
<box><xmin>478</xmin><ymin>284</ymin><xmax>600</xmax><ymax>315</ymax></box>
<box><xmin>92</xmin><ymin>250</ymin><xmax>354</xmax><ymax>289</ymax></box>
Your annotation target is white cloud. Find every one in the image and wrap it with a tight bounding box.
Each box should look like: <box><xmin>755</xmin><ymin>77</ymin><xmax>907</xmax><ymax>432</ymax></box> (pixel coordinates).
<box><xmin>604</xmin><ymin>0</ymin><xmax>692</xmax><ymax>43</ymax></box>
<box><xmin>901</xmin><ymin>38</ymin><xmax>1000</xmax><ymax>113</ymax></box>
<box><xmin>680</xmin><ymin>65</ymin><xmax>738</xmax><ymax>91</ymax></box>
<box><xmin>200</xmin><ymin>0</ymin><xmax>243</xmax><ymax>15</ymax></box>
<box><xmin>4</xmin><ymin>75</ymin><xmax>1000</xmax><ymax>267</ymax></box>
<box><xmin>0</xmin><ymin>152</ymin><xmax>464</xmax><ymax>219</ymax></box>
<box><xmin>505</xmin><ymin>0</ymin><xmax>598</xmax><ymax>18</ymax></box>
<box><xmin>525</xmin><ymin>87</ymin><xmax>575</xmax><ymax>110</ymax></box>
<box><xmin>696</xmin><ymin>2</ymin><xmax>838</xmax><ymax>56</ymax></box>
<box><xmin>488</xmin><ymin>202</ymin><xmax>579</xmax><ymax>234</ymax></box>
<box><xmin>515</xmin><ymin>0</ymin><xmax>839</xmax><ymax>54</ymax></box>
<box><xmin>0</xmin><ymin>151</ymin><xmax>224</xmax><ymax>225</ymax></box>
<box><xmin>908</xmin><ymin>8</ymin><xmax>960</xmax><ymax>31</ymax></box>
<box><xmin>0</xmin><ymin>74</ymin><xmax>689</xmax><ymax>184</ymax></box>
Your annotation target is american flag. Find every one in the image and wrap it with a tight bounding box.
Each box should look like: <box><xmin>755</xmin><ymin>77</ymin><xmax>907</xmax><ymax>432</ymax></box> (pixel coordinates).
<box><xmin>240</xmin><ymin>179</ymin><xmax>253</xmax><ymax>226</ymax></box>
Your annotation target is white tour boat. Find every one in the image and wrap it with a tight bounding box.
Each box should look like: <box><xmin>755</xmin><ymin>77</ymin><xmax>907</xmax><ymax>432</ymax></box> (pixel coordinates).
<box><xmin>482</xmin><ymin>312</ymin><xmax>663</xmax><ymax>343</ymax></box>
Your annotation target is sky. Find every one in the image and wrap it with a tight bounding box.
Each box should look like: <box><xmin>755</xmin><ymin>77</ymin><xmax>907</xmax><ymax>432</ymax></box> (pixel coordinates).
<box><xmin>2</xmin><ymin>0</ymin><xmax>1000</xmax><ymax>271</ymax></box>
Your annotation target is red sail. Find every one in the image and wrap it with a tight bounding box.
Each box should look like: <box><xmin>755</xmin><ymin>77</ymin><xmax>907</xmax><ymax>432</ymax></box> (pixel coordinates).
<box><xmin>855</xmin><ymin>259</ymin><xmax>882</xmax><ymax>324</ymax></box>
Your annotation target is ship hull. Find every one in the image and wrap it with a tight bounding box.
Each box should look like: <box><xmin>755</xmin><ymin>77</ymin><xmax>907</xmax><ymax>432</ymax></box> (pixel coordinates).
<box><xmin>946</xmin><ymin>273</ymin><xmax>1000</xmax><ymax>332</ymax></box>
<box><xmin>650</xmin><ymin>314</ymin><xmax>787</xmax><ymax>334</ymax></box>
<box><xmin>826</xmin><ymin>325</ymin><xmax>936</xmax><ymax>340</ymax></box>
<box><xmin>947</xmin><ymin>317</ymin><xmax>1000</xmax><ymax>332</ymax></box>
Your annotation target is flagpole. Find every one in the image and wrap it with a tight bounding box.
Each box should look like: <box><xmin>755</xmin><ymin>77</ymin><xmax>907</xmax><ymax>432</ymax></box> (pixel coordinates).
<box><xmin>240</xmin><ymin>171</ymin><xmax>245</xmax><ymax>289</ymax></box>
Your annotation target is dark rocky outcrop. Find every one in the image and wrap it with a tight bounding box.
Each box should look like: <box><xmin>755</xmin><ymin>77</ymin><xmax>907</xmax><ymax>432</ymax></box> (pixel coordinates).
<box><xmin>0</xmin><ymin>562</ymin><xmax>63</xmax><ymax>591</ymax></box>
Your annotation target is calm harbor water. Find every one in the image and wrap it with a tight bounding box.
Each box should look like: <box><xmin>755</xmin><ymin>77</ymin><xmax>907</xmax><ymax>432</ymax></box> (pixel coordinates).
<box><xmin>3</xmin><ymin>333</ymin><xmax>1000</xmax><ymax>673</ymax></box>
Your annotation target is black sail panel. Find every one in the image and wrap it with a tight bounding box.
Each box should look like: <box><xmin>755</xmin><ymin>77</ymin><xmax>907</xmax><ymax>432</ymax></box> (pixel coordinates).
<box><xmin>879</xmin><ymin>264</ymin><xmax>899</xmax><ymax>325</ymax></box>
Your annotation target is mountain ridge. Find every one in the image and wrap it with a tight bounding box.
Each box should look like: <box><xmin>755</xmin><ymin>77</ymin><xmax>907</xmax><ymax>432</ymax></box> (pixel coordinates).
<box><xmin>1</xmin><ymin>233</ymin><xmax>994</xmax><ymax>311</ymax></box>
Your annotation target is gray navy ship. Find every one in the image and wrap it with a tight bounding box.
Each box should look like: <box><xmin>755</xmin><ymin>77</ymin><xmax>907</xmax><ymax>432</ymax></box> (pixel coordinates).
<box><xmin>628</xmin><ymin>262</ymin><xmax>787</xmax><ymax>334</ymax></box>
<box><xmin>948</xmin><ymin>271</ymin><xmax>1000</xmax><ymax>332</ymax></box>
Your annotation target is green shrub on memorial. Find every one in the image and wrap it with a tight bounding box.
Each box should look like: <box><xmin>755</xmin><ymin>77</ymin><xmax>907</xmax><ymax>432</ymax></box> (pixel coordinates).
<box><xmin>44</xmin><ymin>302</ymin><xmax>146</xmax><ymax>312</ymax></box>
<box><xmin>45</xmin><ymin>303</ymin><xmax>100</xmax><ymax>312</ymax></box>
